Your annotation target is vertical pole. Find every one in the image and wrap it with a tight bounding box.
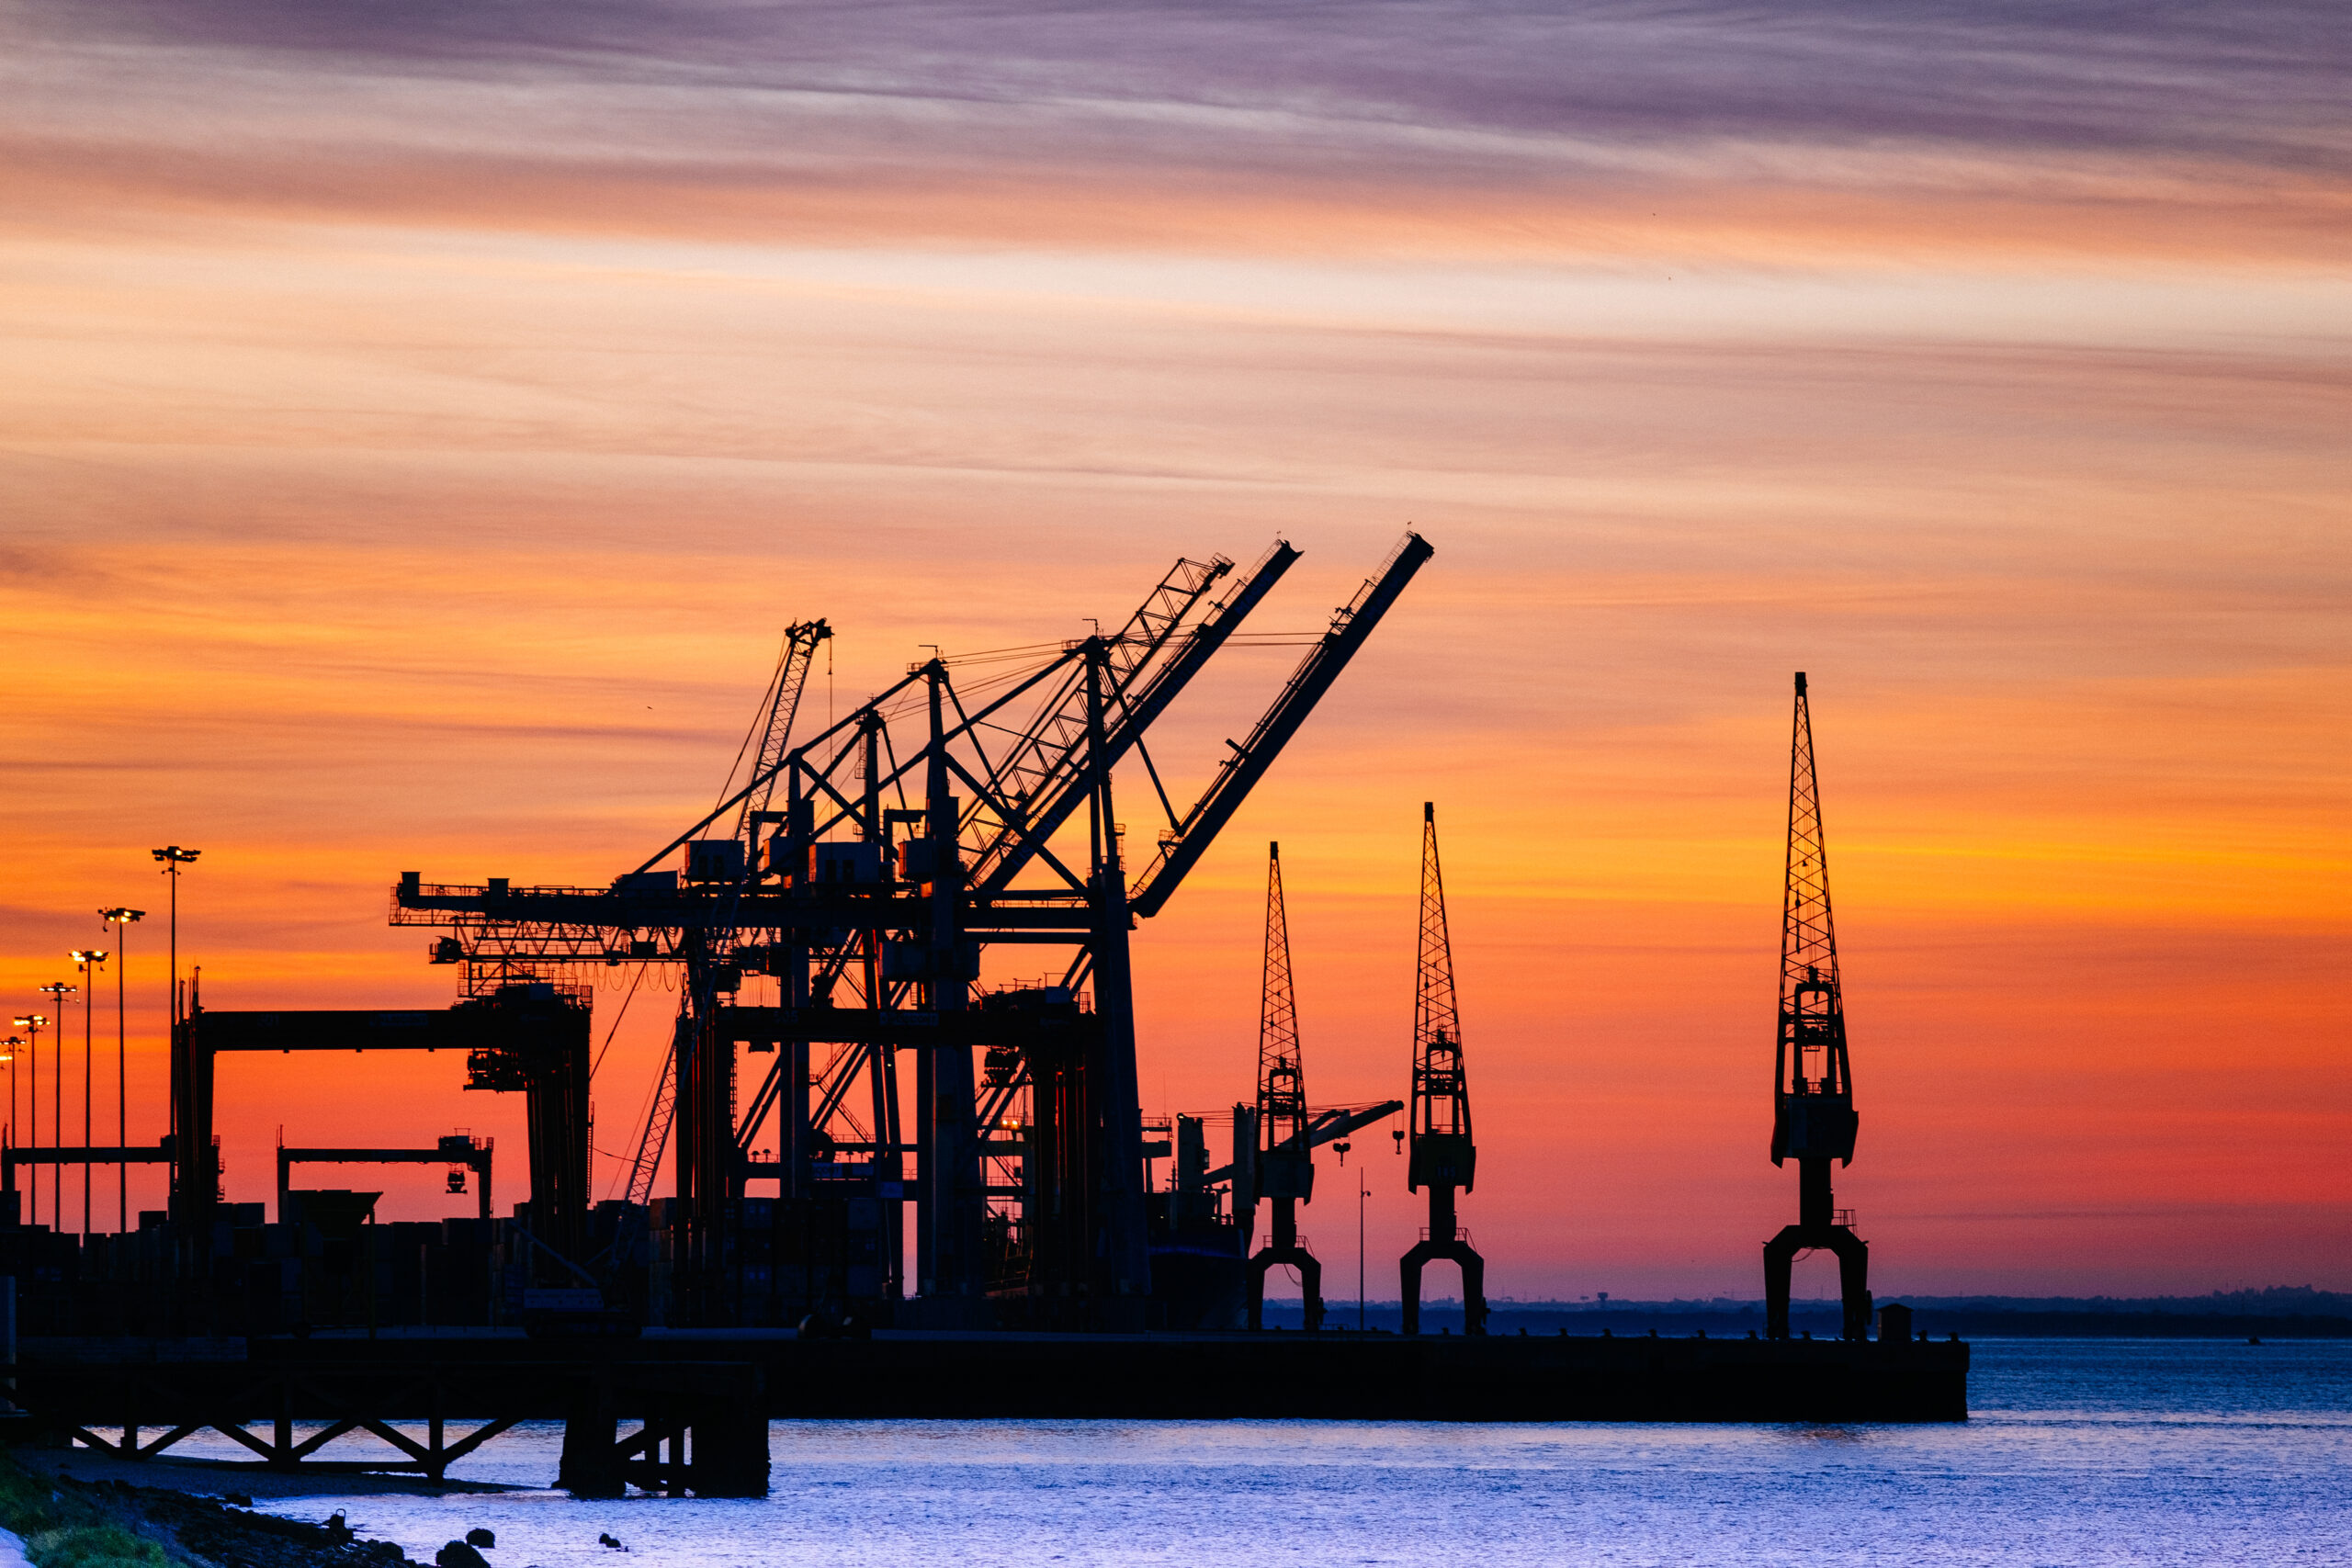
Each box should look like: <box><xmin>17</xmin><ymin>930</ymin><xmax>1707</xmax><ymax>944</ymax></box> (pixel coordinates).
<box><xmin>1358</xmin><ymin>1177</ymin><xmax>1366</xmax><ymax>1332</ymax></box>
<box><xmin>25</xmin><ymin>1021</ymin><xmax>35</xmax><ymax>1228</ymax></box>
<box><xmin>167</xmin><ymin>864</ymin><xmax>177</xmax><ymax>1179</ymax></box>
<box><xmin>51</xmin><ymin>998</ymin><xmax>62</xmax><ymax>1237</ymax></box>
<box><xmin>919</xmin><ymin>662</ymin><xmax>978</xmax><ymax>1302</ymax></box>
<box><xmin>84</xmin><ymin>959</ymin><xmax>96</xmax><ymax>1243</ymax></box>
<box><xmin>784</xmin><ymin>763</ymin><xmax>808</xmax><ymax>1207</ymax></box>
<box><xmin>861</xmin><ymin>716</ymin><xmax>901</xmax><ymax>1298</ymax></box>
<box><xmin>1083</xmin><ymin>643</ymin><xmax>1149</xmax><ymax>1312</ymax></box>
<box><xmin>116</xmin><ymin>928</ymin><xmax>127</xmax><ymax>1235</ymax></box>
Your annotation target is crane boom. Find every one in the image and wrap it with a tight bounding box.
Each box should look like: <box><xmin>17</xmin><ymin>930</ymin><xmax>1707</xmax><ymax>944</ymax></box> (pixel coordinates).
<box><xmin>972</xmin><ymin>540</ymin><xmax>1301</xmax><ymax>893</ymax></box>
<box><xmin>1129</xmin><ymin>532</ymin><xmax>1432</xmax><ymax>918</ymax></box>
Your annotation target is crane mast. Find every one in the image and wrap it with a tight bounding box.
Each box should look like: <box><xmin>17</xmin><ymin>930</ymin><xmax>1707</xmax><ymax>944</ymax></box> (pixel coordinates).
<box><xmin>1399</xmin><ymin>801</ymin><xmax>1486</xmax><ymax>1335</ymax></box>
<box><xmin>1761</xmin><ymin>671</ymin><xmax>1872</xmax><ymax>1340</ymax></box>
<box><xmin>1245</xmin><ymin>841</ymin><xmax>1323</xmax><ymax>1331</ymax></box>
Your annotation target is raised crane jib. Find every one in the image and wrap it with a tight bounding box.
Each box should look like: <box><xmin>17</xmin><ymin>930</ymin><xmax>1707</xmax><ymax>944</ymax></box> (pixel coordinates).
<box><xmin>967</xmin><ymin>543</ymin><xmax>1299</xmax><ymax>893</ymax></box>
<box><xmin>1127</xmin><ymin>532</ymin><xmax>1433</xmax><ymax>919</ymax></box>
<box><xmin>734</xmin><ymin>619</ymin><xmax>832</xmax><ymax>842</ymax></box>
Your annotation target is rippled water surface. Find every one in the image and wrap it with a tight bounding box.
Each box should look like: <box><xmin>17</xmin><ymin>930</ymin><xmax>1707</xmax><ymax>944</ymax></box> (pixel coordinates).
<box><xmin>211</xmin><ymin>1340</ymin><xmax>2347</xmax><ymax>1566</ymax></box>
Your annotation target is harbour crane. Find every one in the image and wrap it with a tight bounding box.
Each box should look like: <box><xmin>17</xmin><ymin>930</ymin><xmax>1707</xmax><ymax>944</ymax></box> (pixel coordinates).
<box><xmin>1763</xmin><ymin>671</ymin><xmax>1871</xmax><ymax>1340</ymax></box>
<box><xmin>390</xmin><ymin>533</ymin><xmax>1433</xmax><ymax>1326</ymax></box>
<box><xmin>1399</xmin><ymin>801</ymin><xmax>1486</xmax><ymax>1336</ymax></box>
<box><xmin>1244</xmin><ymin>842</ymin><xmax>1322</xmax><ymax>1331</ymax></box>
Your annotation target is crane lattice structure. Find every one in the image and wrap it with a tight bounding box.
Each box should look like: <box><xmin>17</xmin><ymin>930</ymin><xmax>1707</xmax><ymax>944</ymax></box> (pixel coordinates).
<box><xmin>1762</xmin><ymin>671</ymin><xmax>1871</xmax><ymax>1340</ymax></box>
<box><xmin>393</xmin><ymin>533</ymin><xmax>1433</xmax><ymax>1327</ymax></box>
<box><xmin>621</xmin><ymin>620</ymin><xmax>833</xmax><ymax>1213</ymax></box>
<box><xmin>1399</xmin><ymin>801</ymin><xmax>1485</xmax><ymax>1336</ymax></box>
<box><xmin>1245</xmin><ymin>841</ymin><xmax>1322</xmax><ymax>1331</ymax></box>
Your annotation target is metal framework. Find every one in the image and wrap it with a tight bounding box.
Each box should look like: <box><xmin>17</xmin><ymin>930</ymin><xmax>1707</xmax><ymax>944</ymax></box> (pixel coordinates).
<box><xmin>277</xmin><ymin>1134</ymin><xmax>493</xmax><ymax>1224</ymax></box>
<box><xmin>1245</xmin><ymin>842</ymin><xmax>1321</xmax><ymax>1330</ymax></box>
<box><xmin>1400</xmin><ymin>800</ymin><xmax>1486</xmax><ymax>1335</ymax></box>
<box><xmin>1762</xmin><ymin>671</ymin><xmax>1871</xmax><ymax>1339</ymax></box>
<box><xmin>390</xmin><ymin>533</ymin><xmax>1434</xmax><ymax>1326</ymax></box>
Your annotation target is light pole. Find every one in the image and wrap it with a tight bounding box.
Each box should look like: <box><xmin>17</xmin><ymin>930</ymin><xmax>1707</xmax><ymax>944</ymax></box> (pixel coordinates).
<box><xmin>72</xmin><ymin>951</ymin><xmax>108</xmax><ymax>1243</ymax></box>
<box><xmin>0</xmin><ymin>1037</ymin><xmax>17</xmax><ymax>1140</ymax></box>
<box><xmin>152</xmin><ymin>848</ymin><xmax>200</xmax><ymax>1030</ymax></box>
<box><xmin>0</xmin><ymin>1038</ymin><xmax>17</xmax><ymax>1213</ymax></box>
<box><xmin>10</xmin><ymin>1016</ymin><xmax>44</xmax><ymax>1226</ymax></box>
<box><xmin>37</xmin><ymin>982</ymin><xmax>75</xmax><ymax>1232</ymax></box>
<box><xmin>101</xmin><ymin>909</ymin><xmax>144</xmax><ymax>1235</ymax></box>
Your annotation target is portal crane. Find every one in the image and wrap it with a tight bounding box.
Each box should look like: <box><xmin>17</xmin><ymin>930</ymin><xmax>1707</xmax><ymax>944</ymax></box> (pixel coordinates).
<box><xmin>1399</xmin><ymin>801</ymin><xmax>1486</xmax><ymax>1336</ymax></box>
<box><xmin>1245</xmin><ymin>842</ymin><xmax>1322</xmax><ymax>1331</ymax></box>
<box><xmin>1763</xmin><ymin>671</ymin><xmax>1871</xmax><ymax>1339</ymax></box>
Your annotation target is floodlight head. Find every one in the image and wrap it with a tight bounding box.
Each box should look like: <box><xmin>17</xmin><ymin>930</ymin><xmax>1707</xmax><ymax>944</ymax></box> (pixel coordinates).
<box><xmin>102</xmin><ymin>908</ymin><xmax>146</xmax><ymax>923</ymax></box>
<box><xmin>71</xmin><ymin>949</ymin><xmax>108</xmax><ymax>966</ymax></box>
<box><xmin>152</xmin><ymin>846</ymin><xmax>201</xmax><ymax>865</ymax></box>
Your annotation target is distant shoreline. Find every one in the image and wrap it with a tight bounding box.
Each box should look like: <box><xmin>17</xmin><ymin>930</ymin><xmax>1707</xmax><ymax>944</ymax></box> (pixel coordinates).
<box><xmin>1262</xmin><ymin>1293</ymin><xmax>2352</xmax><ymax>1338</ymax></box>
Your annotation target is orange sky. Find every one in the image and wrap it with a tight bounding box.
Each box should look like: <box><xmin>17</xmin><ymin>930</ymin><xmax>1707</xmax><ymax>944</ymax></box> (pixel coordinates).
<box><xmin>1</xmin><ymin>1</ymin><xmax>2345</xmax><ymax>1298</ymax></box>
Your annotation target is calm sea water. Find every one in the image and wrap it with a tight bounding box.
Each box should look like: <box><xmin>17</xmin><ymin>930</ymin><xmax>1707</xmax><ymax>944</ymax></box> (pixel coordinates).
<box><xmin>210</xmin><ymin>1339</ymin><xmax>2346</xmax><ymax>1567</ymax></box>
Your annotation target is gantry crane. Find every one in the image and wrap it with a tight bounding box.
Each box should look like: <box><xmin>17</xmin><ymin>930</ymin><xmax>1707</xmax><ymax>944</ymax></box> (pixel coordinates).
<box><xmin>1399</xmin><ymin>801</ymin><xmax>1486</xmax><ymax>1336</ymax></box>
<box><xmin>1762</xmin><ymin>671</ymin><xmax>1871</xmax><ymax>1340</ymax></box>
<box><xmin>390</xmin><ymin>533</ymin><xmax>1433</xmax><ymax>1326</ymax></box>
<box><xmin>1244</xmin><ymin>842</ymin><xmax>1322</xmax><ymax>1331</ymax></box>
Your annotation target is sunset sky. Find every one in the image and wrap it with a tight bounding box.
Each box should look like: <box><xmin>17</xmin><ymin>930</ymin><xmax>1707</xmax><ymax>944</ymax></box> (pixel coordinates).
<box><xmin>1</xmin><ymin>0</ymin><xmax>2344</xmax><ymax>1301</ymax></box>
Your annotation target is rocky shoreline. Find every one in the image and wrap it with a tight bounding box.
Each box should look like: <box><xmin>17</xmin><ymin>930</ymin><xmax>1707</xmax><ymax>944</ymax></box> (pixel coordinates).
<box><xmin>0</xmin><ymin>1454</ymin><xmax>493</xmax><ymax>1568</ymax></box>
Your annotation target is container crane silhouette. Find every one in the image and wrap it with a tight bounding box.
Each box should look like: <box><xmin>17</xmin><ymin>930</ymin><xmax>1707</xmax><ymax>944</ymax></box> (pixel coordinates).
<box><xmin>390</xmin><ymin>535</ymin><xmax>1433</xmax><ymax>1325</ymax></box>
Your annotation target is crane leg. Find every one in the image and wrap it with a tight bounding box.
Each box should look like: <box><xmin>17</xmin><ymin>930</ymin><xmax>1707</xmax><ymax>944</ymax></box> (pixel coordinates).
<box><xmin>1763</xmin><ymin>1225</ymin><xmax>1804</xmax><ymax>1339</ymax></box>
<box><xmin>1247</xmin><ymin>1242</ymin><xmax>1324</xmax><ymax>1331</ymax></box>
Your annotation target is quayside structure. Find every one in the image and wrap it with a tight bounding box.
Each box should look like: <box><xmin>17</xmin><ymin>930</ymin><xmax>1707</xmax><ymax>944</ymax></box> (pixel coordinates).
<box><xmin>389</xmin><ymin>533</ymin><xmax>1435</xmax><ymax>1329</ymax></box>
<box><xmin>5</xmin><ymin>628</ymin><xmax>1973</xmax><ymax>1483</ymax></box>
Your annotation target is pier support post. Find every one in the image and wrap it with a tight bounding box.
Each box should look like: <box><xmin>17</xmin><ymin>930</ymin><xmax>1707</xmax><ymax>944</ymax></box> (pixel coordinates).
<box><xmin>563</xmin><ymin>1364</ymin><xmax>768</xmax><ymax>1498</ymax></box>
<box><xmin>558</xmin><ymin>1373</ymin><xmax>621</xmax><ymax>1498</ymax></box>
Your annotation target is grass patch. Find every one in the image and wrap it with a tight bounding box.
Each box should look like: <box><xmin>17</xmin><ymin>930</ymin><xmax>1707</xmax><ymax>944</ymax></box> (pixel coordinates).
<box><xmin>0</xmin><ymin>1453</ymin><xmax>64</xmax><ymax>1536</ymax></box>
<box><xmin>25</xmin><ymin>1526</ymin><xmax>170</xmax><ymax>1568</ymax></box>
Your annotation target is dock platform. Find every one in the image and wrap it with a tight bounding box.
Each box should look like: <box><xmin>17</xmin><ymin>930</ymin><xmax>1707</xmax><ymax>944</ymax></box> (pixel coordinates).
<box><xmin>17</xmin><ymin>1329</ymin><xmax>1968</xmax><ymax>1472</ymax></box>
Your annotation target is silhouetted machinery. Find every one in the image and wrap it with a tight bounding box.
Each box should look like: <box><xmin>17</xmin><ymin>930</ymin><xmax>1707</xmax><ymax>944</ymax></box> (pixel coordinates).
<box><xmin>1400</xmin><ymin>802</ymin><xmax>1486</xmax><ymax>1335</ymax></box>
<box><xmin>1762</xmin><ymin>672</ymin><xmax>1871</xmax><ymax>1340</ymax></box>
<box><xmin>1244</xmin><ymin>842</ymin><xmax>1322</xmax><ymax>1331</ymax></box>
<box><xmin>390</xmin><ymin>534</ymin><xmax>1433</xmax><ymax>1326</ymax></box>
<box><xmin>277</xmin><ymin>1134</ymin><xmax>493</xmax><ymax>1224</ymax></box>
<box><xmin>170</xmin><ymin>983</ymin><xmax>589</xmax><ymax>1271</ymax></box>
